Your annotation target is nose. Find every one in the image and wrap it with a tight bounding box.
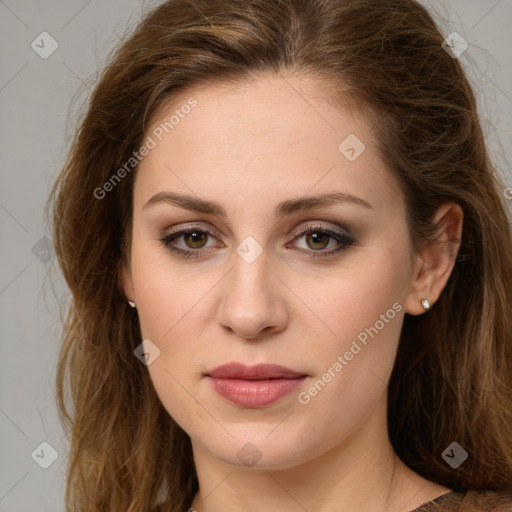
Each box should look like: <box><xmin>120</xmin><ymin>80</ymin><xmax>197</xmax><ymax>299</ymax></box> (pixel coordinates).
<box><xmin>216</xmin><ymin>249</ymin><xmax>290</xmax><ymax>340</ymax></box>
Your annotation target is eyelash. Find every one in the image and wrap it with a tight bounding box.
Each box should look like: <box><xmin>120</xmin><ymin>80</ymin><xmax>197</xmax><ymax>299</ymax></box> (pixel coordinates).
<box><xmin>158</xmin><ymin>223</ymin><xmax>355</xmax><ymax>260</ymax></box>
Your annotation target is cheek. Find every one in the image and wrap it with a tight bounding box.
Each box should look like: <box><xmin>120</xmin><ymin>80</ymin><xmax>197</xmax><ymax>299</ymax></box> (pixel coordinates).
<box><xmin>146</xmin><ymin>361</ymin><xmax>210</xmax><ymax>440</ymax></box>
<box><xmin>129</xmin><ymin>235</ymin><xmax>211</xmax><ymax>340</ymax></box>
<box><xmin>131</xmin><ymin>256</ymin><xmax>213</xmax><ymax>434</ymax></box>
<box><xmin>295</xmin><ymin>242</ymin><xmax>409</xmax><ymax>391</ymax></box>
<box><xmin>129</xmin><ymin>239</ymin><xmax>218</xmax><ymax>423</ymax></box>
<box><xmin>299</xmin><ymin>245</ymin><xmax>407</xmax><ymax>341</ymax></box>
<box><xmin>290</xmin><ymin>250</ymin><xmax>407</xmax><ymax>451</ymax></box>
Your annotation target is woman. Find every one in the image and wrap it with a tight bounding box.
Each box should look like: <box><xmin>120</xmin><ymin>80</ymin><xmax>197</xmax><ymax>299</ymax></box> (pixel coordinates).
<box><xmin>48</xmin><ymin>0</ymin><xmax>512</xmax><ymax>510</ymax></box>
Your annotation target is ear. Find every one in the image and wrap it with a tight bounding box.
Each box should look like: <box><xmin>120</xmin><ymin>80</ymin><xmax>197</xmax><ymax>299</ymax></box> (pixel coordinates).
<box><xmin>119</xmin><ymin>259</ymin><xmax>135</xmax><ymax>303</ymax></box>
<box><xmin>405</xmin><ymin>202</ymin><xmax>463</xmax><ymax>315</ymax></box>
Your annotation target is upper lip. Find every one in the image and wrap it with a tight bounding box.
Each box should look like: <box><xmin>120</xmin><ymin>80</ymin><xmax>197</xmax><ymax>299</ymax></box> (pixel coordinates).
<box><xmin>206</xmin><ymin>362</ymin><xmax>306</xmax><ymax>380</ymax></box>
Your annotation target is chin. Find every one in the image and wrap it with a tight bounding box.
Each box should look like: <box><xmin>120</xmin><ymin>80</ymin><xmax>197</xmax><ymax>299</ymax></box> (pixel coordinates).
<box><xmin>202</xmin><ymin>432</ymin><xmax>315</xmax><ymax>471</ymax></box>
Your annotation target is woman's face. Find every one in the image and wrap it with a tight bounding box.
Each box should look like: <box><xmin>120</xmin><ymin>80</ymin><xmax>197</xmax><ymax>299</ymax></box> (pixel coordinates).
<box><xmin>122</xmin><ymin>73</ymin><xmax>418</xmax><ymax>469</ymax></box>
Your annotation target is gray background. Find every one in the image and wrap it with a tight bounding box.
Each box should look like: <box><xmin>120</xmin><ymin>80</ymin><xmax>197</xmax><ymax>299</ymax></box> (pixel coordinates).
<box><xmin>1</xmin><ymin>1</ymin><xmax>511</xmax><ymax>511</ymax></box>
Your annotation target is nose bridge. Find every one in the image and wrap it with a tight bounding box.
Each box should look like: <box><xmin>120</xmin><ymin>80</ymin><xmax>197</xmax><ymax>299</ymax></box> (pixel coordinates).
<box><xmin>216</xmin><ymin>239</ymin><xmax>289</xmax><ymax>338</ymax></box>
<box><xmin>232</xmin><ymin>242</ymin><xmax>269</xmax><ymax>297</ymax></box>
<box><xmin>227</xmin><ymin>243</ymin><xmax>273</xmax><ymax>313</ymax></box>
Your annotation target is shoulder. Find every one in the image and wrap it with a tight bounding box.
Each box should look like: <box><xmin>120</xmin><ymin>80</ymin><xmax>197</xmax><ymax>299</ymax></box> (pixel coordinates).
<box><xmin>460</xmin><ymin>489</ymin><xmax>512</xmax><ymax>511</ymax></box>
<box><xmin>414</xmin><ymin>489</ymin><xmax>512</xmax><ymax>512</ymax></box>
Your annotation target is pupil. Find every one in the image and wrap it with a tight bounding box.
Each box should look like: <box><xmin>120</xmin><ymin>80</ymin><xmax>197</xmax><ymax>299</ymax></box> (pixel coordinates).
<box><xmin>186</xmin><ymin>231</ymin><xmax>206</xmax><ymax>248</ymax></box>
<box><xmin>308</xmin><ymin>232</ymin><xmax>328</xmax><ymax>250</ymax></box>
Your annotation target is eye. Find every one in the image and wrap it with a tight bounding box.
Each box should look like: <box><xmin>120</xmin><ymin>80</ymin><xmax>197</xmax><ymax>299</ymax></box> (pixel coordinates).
<box><xmin>158</xmin><ymin>222</ymin><xmax>355</xmax><ymax>260</ymax></box>
<box><xmin>287</xmin><ymin>223</ymin><xmax>354</xmax><ymax>258</ymax></box>
<box><xmin>159</xmin><ymin>225</ymin><xmax>221</xmax><ymax>259</ymax></box>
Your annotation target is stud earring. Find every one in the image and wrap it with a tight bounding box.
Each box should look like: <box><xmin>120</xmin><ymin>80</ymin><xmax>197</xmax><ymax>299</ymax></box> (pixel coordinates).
<box><xmin>128</xmin><ymin>300</ymin><xmax>136</xmax><ymax>308</ymax></box>
<box><xmin>421</xmin><ymin>298</ymin><xmax>431</xmax><ymax>311</ymax></box>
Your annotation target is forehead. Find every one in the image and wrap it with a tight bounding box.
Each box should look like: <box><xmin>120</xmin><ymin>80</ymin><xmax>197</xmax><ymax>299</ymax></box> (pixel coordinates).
<box><xmin>133</xmin><ymin>73</ymin><xmax>404</xmax><ymax>217</ymax></box>
<box><xmin>149</xmin><ymin>73</ymin><xmax>365</xmax><ymax>147</ymax></box>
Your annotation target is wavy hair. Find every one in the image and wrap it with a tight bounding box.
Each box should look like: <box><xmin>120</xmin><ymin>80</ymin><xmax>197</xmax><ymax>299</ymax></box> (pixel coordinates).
<box><xmin>48</xmin><ymin>0</ymin><xmax>512</xmax><ymax>510</ymax></box>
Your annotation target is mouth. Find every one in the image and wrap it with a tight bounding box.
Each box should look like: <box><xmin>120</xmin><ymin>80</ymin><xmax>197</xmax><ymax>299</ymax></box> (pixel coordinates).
<box><xmin>204</xmin><ymin>362</ymin><xmax>308</xmax><ymax>408</ymax></box>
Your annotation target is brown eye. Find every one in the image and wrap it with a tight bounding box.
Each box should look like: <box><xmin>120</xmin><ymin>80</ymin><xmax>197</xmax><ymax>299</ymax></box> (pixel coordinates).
<box><xmin>183</xmin><ymin>231</ymin><xmax>209</xmax><ymax>249</ymax></box>
<box><xmin>287</xmin><ymin>223</ymin><xmax>355</xmax><ymax>259</ymax></box>
<box><xmin>160</xmin><ymin>226</ymin><xmax>221</xmax><ymax>258</ymax></box>
<box><xmin>305</xmin><ymin>232</ymin><xmax>331</xmax><ymax>251</ymax></box>
<box><xmin>159</xmin><ymin>223</ymin><xmax>354</xmax><ymax>260</ymax></box>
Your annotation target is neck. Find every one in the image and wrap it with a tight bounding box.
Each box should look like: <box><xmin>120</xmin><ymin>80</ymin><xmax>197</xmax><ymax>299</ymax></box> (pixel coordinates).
<box><xmin>189</xmin><ymin>399</ymin><xmax>450</xmax><ymax>512</ymax></box>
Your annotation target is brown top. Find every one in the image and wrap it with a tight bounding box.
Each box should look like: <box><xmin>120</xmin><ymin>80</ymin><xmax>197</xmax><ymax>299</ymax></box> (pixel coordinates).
<box><xmin>410</xmin><ymin>490</ymin><xmax>512</xmax><ymax>512</ymax></box>
<box><xmin>172</xmin><ymin>490</ymin><xmax>512</xmax><ymax>512</ymax></box>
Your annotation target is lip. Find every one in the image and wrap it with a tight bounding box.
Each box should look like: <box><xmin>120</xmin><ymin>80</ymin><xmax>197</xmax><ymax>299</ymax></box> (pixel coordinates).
<box><xmin>204</xmin><ymin>363</ymin><xmax>308</xmax><ymax>408</ymax></box>
<box><xmin>206</xmin><ymin>362</ymin><xmax>305</xmax><ymax>380</ymax></box>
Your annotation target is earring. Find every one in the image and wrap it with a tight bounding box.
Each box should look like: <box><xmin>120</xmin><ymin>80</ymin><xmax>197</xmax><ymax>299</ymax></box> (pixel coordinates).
<box><xmin>421</xmin><ymin>298</ymin><xmax>431</xmax><ymax>311</ymax></box>
<box><xmin>128</xmin><ymin>300</ymin><xmax>136</xmax><ymax>308</ymax></box>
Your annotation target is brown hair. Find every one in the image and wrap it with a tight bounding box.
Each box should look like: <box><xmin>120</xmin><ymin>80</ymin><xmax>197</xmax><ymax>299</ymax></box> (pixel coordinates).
<box><xmin>48</xmin><ymin>0</ymin><xmax>512</xmax><ymax>510</ymax></box>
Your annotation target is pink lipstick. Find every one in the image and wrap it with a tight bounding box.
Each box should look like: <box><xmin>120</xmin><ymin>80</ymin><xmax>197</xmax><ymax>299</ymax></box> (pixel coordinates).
<box><xmin>204</xmin><ymin>362</ymin><xmax>307</xmax><ymax>408</ymax></box>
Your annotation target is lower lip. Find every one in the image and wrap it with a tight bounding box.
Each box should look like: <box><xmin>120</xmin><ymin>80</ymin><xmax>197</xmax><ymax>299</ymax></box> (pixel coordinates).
<box><xmin>205</xmin><ymin>376</ymin><xmax>307</xmax><ymax>408</ymax></box>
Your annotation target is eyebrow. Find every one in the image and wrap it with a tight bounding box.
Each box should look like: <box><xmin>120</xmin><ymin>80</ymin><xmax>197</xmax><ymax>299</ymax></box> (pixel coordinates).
<box><xmin>142</xmin><ymin>191</ymin><xmax>373</xmax><ymax>217</ymax></box>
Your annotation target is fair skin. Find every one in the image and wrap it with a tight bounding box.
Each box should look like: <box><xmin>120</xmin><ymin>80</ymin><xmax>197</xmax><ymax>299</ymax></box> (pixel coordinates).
<box><xmin>121</xmin><ymin>72</ymin><xmax>463</xmax><ymax>512</ymax></box>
